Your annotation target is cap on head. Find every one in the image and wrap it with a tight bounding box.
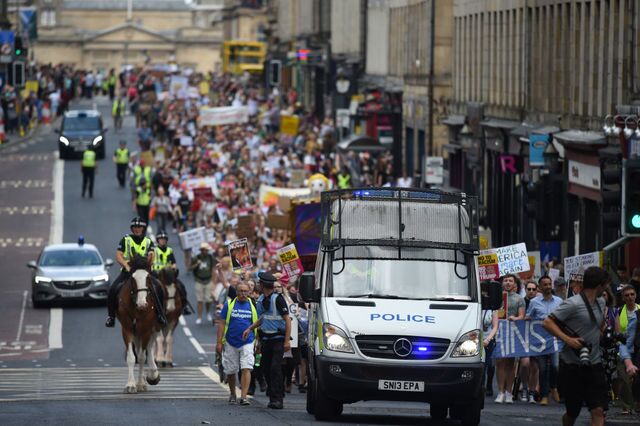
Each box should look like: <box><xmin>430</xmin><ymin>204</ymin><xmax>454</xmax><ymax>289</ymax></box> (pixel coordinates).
<box><xmin>200</xmin><ymin>242</ymin><xmax>209</xmax><ymax>251</ymax></box>
<box><xmin>258</xmin><ymin>271</ymin><xmax>277</xmax><ymax>288</ymax></box>
<box><xmin>156</xmin><ymin>231</ymin><xmax>168</xmax><ymax>241</ymax></box>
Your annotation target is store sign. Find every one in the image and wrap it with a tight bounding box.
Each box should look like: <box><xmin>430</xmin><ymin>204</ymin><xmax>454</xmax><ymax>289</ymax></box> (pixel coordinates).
<box><xmin>568</xmin><ymin>160</ymin><xmax>601</xmax><ymax>190</ymax></box>
<box><xmin>529</xmin><ymin>134</ymin><xmax>549</xmax><ymax>167</ymax></box>
<box><xmin>499</xmin><ymin>155</ymin><xmax>518</xmax><ymax>174</ymax></box>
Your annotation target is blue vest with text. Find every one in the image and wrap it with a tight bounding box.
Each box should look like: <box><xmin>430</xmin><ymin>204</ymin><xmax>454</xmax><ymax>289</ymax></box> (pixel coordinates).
<box><xmin>258</xmin><ymin>292</ymin><xmax>285</xmax><ymax>339</ymax></box>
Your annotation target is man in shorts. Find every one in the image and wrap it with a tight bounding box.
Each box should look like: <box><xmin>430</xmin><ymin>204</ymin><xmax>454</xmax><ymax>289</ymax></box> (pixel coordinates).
<box><xmin>217</xmin><ymin>282</ymin><xmax>257</xmax><ymax>405</ymax></box>
<box><xmin>191</xmin><ymin>242</ymin><xmax>214</xmax><ymax>325</ymax></box>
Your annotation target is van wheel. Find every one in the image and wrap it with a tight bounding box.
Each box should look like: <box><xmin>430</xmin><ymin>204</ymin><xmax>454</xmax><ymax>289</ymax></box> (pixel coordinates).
<box><xmin>451</xmin><ymin>396</ymin><xmax>481</xmax><ymax>426</ymax></box>
<box><xmin>313</xmin><ymin>375</ymin><xmax>342</xmax><ymax>421</ymax></box>
<box><xmin>429</xmin><ymin>403</ymin><xmax>448</xmax><ymax>421</ymax></box>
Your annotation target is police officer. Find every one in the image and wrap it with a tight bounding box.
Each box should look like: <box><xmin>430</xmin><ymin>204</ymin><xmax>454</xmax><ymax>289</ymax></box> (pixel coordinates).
<box><xmin>135</xmin><ymin>176</ymin><xmax>152</xmax><ymax>225</ymax></box>
<box><xmin>152</xmin><ymin>230</ymin><xmax>192</xmax><ymax>315</ymax></box>
<box><xmin>113</xmin><ymin>141</ymin><xmax>129</xmax><ymax>188</ymax></box>
<box><xmin>243</xmin><ymin>272</ymin><xmax>291</xmax><ymax>409</ymax></box>
<box><xmin>133</xmin><ymin>159</ymin><xmax>151</xmax><ymax>186</ymax></box>
<box><xmin>81</xmin><ymin>147</ymin><xmax>97</xmax><ymax>198</ymax></box>
<box><xmin>105</xmin><ymin>217</ymin><xmax>167</xmax><ymax>328</ymax></box>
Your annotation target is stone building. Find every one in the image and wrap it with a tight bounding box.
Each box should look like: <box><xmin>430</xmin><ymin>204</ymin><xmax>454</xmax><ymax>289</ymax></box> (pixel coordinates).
<box><xmin>33</xmin><ymin>0</ymin><xmax>224</xmax><ymax>72</ymax></box>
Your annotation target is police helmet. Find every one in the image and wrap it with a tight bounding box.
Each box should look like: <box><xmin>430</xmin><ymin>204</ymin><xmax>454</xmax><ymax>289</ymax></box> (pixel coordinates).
<box><xmin>156</xmin><ymin>231</ymin><xmax>169</xmax><ymax>242</ymax></box>
<box><xmin>130</xmin><ymin>216</ymin><xmax>147</xmax><ymax>229</ymax></box>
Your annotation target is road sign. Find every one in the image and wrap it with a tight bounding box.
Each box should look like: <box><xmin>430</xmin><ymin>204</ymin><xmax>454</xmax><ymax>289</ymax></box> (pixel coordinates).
<box><xmin>0</xmin><ymin>30</ymin><xmax>14</xmax><ymax>64</ymax></box>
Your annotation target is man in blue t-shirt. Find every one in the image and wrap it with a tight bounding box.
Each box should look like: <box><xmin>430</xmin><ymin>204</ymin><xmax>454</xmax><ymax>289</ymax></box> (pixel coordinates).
<box><xmin>216</xmin><ymin>282</ymin><xmax>257</xmax><ymax>405</ymax></box>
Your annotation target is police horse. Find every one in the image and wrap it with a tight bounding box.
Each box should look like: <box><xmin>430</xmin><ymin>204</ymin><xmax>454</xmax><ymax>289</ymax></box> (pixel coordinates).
<box><xmin>155</xmin><ymin>268</ymin><xmax>183</xmax><ymax>368</ymax></box>
<box><xmin>116</xmin><ymin>256</ymin><xmax>161</xmax><ymax>393</ymax></box>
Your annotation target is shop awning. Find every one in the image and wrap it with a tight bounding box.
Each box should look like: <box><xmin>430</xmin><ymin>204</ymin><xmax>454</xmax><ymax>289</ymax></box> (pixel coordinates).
<box><xmin>480</xmin><ymin>118</ymin><xmax>520</xmax><ymax>130</ymax></box>
<box><xmin>337</xmin><ymin>135</ymin><xmax>388</xmax><ymax>152</ymax></box>
<box><xmin>553</xmin><ymin>130</ymin><xmax>607</xmax><ymax>146</ymax></box>
<box><xmin>512</xmin><ymin>123</ymin><xmax>561</xmax><ymax>142</ymax></box>
<box><xmin>441</xmin><ymin>115</ymin><xmax>465</xmax><ymax>126</ymax></box>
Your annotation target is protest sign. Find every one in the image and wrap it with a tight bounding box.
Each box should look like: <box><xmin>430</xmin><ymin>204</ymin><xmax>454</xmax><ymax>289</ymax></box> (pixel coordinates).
<box><xmin>227</xmin><ymin>238</ymin><xmax>253</xmax><ymax>272</ymax></box>
<box><xmin>277</xmin><ymin>244</ymin><xmax>304</xmax><ymax>279</ymax></box>
<box><xmin>205</xmin><ymin>228</ymin><xmax>215</xmax><ymax>243</ymax></box>
<box><xmin>290</xmin><ymin>169</ymin><xmax>306</xmax><ymax>187</ymax></box>
<box><xmin>199</xmin><ymin>106</ymin><xmax>249</xmax><ymax>126</ymax></box>
<box><xmin>564</xmin><ymin>251</ymin><xmax>603</xmax><ymax>281</ymax></box>
<box><xmin>267</xmin><ymin>213</ymin><xmax>290</xmax><ymax>230</ymax></box>
<box><xmin>184</xmin><ymin>176</ymin><xmax>219</xmax><ymax>199</ymax></box>
<box><xmin>169</xmin><ymin>75</ymin><xmax>188</xmax><ymax>99</ymax></box>
<box><xmin>493</xmin><ymin>319</ymin><xmax>563</xmax><ymax>358</ymax></box>
<box><xmin>280</xmin><ymin>115</ymin><xmax>300</xmax><ymax>136</ymax></box>
<box><xmin>479</xmin><ymin>229</ymin><xmax>492</xmax><ymax>250</ymax></box>
<box><xmin>236</xmin><ymin>215</ymin><xmax>254</xmax><ymax>239</ymax></box>
<box><xmin>518</xmin><ymin>251</ymin><xmax>542</xmax><ymax>281</ymax></box>
<box><xmin>192</xmin><ymin>187</ymin><xmax>213</xmax><ymax>202</ymax></box>
<box><xmin>259</xmin><ymin>184</ymin><xmax>311</xmax><ymax>208</ymax></box>
<box><xmin>293</xmin><ymin>202</ymin><xmax>322</xmax><ymax>256</ymax></box>
<box><xmin>178</xmin><ymin>227</ymin><xmax>207</xmax><ymax>251</ymax></box>
<box><xmin>478</xmin><ymin>243</ymin><xmax>530</xmax><ymax>279</ymax></box>
<box><xmin>548</xmin><ymin>268</ymin><xmax>560</xmax><ymax>285</ymax></box>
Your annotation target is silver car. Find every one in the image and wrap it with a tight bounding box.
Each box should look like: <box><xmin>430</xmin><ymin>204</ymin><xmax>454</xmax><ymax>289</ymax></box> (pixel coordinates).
<box><xmin>27</xmin><ymin>243</ymin><xmax>113</xmax><ymax>308</ymax></box>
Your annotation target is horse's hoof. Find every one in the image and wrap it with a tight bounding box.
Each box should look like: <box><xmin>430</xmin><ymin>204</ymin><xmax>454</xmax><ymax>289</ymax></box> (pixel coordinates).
<box><xmin>124</xmin><ymin>385</ymin><xmax>137</xmax><ymax>394</ymax></box>
<box><xmin>146</xmin><ymin>374</ymin><xmax>160</xmax><ymax>385</ymax></box>
<box><xmin>136</xmin><ymin>383</ymin><xmax>148</xmax><ymax>392</ymax></box>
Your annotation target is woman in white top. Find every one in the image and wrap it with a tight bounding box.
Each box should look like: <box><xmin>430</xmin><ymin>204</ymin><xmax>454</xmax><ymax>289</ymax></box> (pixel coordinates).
<box><xmin>482</xmin><ymin>309</ymin><xmax>499</xmax><ymax>396</ymax></box>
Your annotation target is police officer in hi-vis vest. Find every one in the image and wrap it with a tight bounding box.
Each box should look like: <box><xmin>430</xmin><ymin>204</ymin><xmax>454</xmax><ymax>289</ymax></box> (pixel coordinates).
<box><xmin>243</xmin><ymin>272</ymin><xmax>291</xmax><ymax>409</ymax></box>
<box><xmin>151</xmin><ymin>230</ymin><xmax>192</xmax><ymax>315</ymax></box>
<box><xmin>81</xmin><ymin>146</ymin><xmax>97</xmax><ymax>198</ymax></box>
<box><xmin>113</xmin><ymin>140</ymin><xmax>129</xmax><ymax>188</ymax></box>
<box><xmin>105</xmin><ymin>217</ymin><xmax>167</xmax><ymax>328</ymax></box>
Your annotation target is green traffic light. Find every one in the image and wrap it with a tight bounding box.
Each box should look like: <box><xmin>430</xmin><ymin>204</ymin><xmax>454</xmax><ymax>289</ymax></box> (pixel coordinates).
<box><xmin>15</xmin><ymin>49</ymin><xmax>21</xmax><ymax>55</ymax></box>
<box><xmin>632</xmin><ymin>214</ymin><xmax>640</xmax><ymax>229</ymax></box>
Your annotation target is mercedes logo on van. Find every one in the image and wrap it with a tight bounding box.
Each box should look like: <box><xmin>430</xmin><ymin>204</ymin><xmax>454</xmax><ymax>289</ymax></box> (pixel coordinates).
<box><xmin>393</xmin><ymin>338</ymin><xmax>413</xmax><ymax>357</ymax></box>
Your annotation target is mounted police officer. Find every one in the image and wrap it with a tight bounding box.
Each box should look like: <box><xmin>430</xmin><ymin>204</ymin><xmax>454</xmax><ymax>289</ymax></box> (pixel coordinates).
<box><xmin>105</xmin><ymin>217</ymin><xmax>167</xmax><ymax>328</ymax></box>
<box><xmin>152</xmin><ymin>230</ymin><xmax>192</xmax><ymax>315</ymax></box>
<box><xmin>243</xmin><ymin>272</ymin><xmax>291</xmax><ymax>409</ymax></box>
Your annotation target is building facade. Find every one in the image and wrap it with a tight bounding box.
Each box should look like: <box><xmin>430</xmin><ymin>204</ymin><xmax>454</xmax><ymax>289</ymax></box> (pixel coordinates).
<box><xmin>33</xmin><ymin>0</ymin><xmax>224</xmax><ymax>72</ymax></box>
<box><xmin>445</xmin><ymin>0</ymin><xmax>640</xmax><ymax>266</ymax></box>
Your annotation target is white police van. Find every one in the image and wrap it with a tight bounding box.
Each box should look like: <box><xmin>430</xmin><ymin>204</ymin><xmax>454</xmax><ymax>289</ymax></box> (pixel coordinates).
<box><xmin>299</xmin><ymin>188</ymin><xmax>502</xmax><ymax>425</ymax></box>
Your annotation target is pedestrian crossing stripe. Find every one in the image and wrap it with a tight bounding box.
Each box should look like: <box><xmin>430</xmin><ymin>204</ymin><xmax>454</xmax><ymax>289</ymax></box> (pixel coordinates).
<box><xmin>0</xmin><ymin>367</ymin><xmax>228</xmax><ymax>402</ymax></box>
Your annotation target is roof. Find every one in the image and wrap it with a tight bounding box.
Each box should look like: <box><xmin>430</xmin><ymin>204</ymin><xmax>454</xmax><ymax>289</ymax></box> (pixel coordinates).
<box><xmin>511</xmin><ymin>122</ymin><xmax>561</xmax><ymax>140</ymax></box>
<box><xmin>83</xmin><ymin>22</ymin><xmax>175</xmax><ymax>42</ymax></box>
<box><xmin>441</xmin><ymin>115</ymin><xmax>465</xmax><ymax>126</ymax></box>
<box><xmin>65</xmin><ymin>110</ymin><xmax>101</xmax><ymax>118</ymax></box>
<box><xmin>44</xmin><ymin>243</ymin><xmax>99</xmax><ymax>251</ymax></box>
<box><xmin>553</xmin><ymin>130</ymin><xmax>607</xmax><ymax>145</ymax></box>
<box><xmin>63</xmin><ymin>0</ymin><xmax>191</xmax><ymax>11</ymax></box>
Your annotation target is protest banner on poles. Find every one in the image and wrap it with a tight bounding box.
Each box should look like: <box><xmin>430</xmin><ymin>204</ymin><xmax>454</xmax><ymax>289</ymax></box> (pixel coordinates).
<box><xmin>277</xmin><ymin>244</ymin><xmax>304</xmax><ymax>280</ymax></box>
<box><xmin>478</xmin><ymin>242</ymin><xmax>530</xmax><ymax>280</ymax></box>
<box><xmin>564</xmin><ymin>251</ymin><xmax>603</xmax><ymax>281</ymax></box>
<box><xmin>199</xmin><ymin>106</ymin><xmax>249</xmax><ymax>126</ymax></box>
<box><xmin>492</xmin><ymin>319</ymin><xmax>563</xmax><ymax>358</ymax></box>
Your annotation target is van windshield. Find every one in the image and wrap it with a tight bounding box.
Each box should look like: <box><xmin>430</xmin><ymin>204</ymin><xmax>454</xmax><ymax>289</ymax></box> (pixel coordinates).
<box><xmin>329</xmin><ymin>258</ymin><xmax>473</xmax><ymax>301</ymax></box>
<box><xmin>63</xmin><ymin>116</ymin><xmax>101</xmax><ymax>132</ymax></box>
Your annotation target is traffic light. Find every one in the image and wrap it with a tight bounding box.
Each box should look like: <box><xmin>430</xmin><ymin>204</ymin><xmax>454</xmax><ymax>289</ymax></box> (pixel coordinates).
<box><xmin>601</xmin><ymin>162</ymin><xmax>622</xmax><ymax>228</ymax></box>
<box><xmin>623</xmin><ymin>159</ymin><xmax>640</xmax><ymax>235</ymax></box>
<box><xmin>14</xmin><ymin>36</ymin><xmax>26</xmax><ymax>58</ymax></box>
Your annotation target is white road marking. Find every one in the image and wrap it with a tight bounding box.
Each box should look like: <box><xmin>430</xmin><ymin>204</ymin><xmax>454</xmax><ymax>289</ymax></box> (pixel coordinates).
<box><xmin>189</xmin><ymin>337</ymin><xmax>206</xmax><ymax>355</ymax></box>
<box><xmin>182</xmin><ymin>327</ymin><xmax>192</xmax><ymax>337</ymax></box>
<box><xmin>0</xmin><ymin>180</ymin><xmax>50</xmax><ymax>189</ymax></box>
<box><xmin>48</xmin><ymin>308</ymin><xmax>63</xmax><ymax>349</ymax></box>
<box><xmin>0</xmin><ymin>206</ymin><xmax>51</xmax><ymax>215</ymax></box>
<box><xmin>15</xmin><ymin>291</ymin><xmax>28</xmax><ymax>343</ymax></box>
<box><xmin>0</xmin><ymin>237</ymin><xmax>45</xmax><ymax>248</ymax></box>
<box><xmin>50</xmin><ymin>158</ymin><xmax>64</xmax><ymax>245</ymax></box>
<box><xmin>24</xmin><ymin>325</ymin><xmax>43</xmax><ymax>335</ymax></box>
<box><xmin>198</xmin><ymin>366</ymin><xmax>222</xmax><ymax>383</ymax></box>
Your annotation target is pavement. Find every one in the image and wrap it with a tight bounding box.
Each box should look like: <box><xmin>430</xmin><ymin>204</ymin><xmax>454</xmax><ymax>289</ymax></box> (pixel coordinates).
<box><xmin>0</xmin><ymin>95</ymin><xmax>637</xmax><ymax>425</ymax></box>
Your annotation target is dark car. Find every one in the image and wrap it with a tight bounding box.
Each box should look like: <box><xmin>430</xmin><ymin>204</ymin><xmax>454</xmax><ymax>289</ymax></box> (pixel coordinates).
<box><xmin>57</xmin><ymin>110</ymin><xmax>108</xmax><ymax>159</ymax></box>
<box><xmin>27</xmin><ymin>243</ymin><xmax>113</xmax><ymax>308</ymax></box>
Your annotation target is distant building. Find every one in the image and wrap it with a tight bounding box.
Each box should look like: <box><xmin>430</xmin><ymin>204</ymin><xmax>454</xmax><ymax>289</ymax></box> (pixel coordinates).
<box><xmin>33</xmin><ymin>0</ymin><xmax>224</xmax><ymax>72</ymax></box>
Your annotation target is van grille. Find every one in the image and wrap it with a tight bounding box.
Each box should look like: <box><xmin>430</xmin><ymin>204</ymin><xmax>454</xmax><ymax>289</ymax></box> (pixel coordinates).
<box><xmin>355</xmin><ymin>335</ymin><xmax>450</xmax><ymax>360</ymax></box>
<box><xmin>53</xmin><ymin>280</ymin><xmax>92</xmax><ymax>290</ymax></box>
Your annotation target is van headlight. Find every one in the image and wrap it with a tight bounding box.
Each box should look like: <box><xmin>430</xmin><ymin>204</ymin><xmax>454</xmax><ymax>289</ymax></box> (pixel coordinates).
<box><xmin>92</xmin><ymin>135</ymin><xmax>103</xmax><ymax>145</ymax></box>
<box><xmin>93</xmin><ymin>274</ymin><xmax>109</xmax><ymax>282</ymax></box>
<box><xmin>322</xmin><ymin>323</ymin><xmax>354</xmax><ymax>353</ymax></box>
<box><xmin>59</xmin><ymin>136</ymin><xmax>69</xmax><ymax>146</ymax></box>
<box><xmin>451</xmin><ymin>329</ymin><xmax>480</xmax><ymax>357</ymax></box>
<box><xmin>35</xmin><ymin>276</ymin><xmax>52</xmax><ymax>284</ymax></box>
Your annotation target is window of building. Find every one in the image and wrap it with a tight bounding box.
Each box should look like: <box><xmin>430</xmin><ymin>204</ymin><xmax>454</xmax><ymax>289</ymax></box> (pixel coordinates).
<box><xmin>41</xmin><ymin>10</ymin><xmax>56</xmax><ymax>27</ymax></box>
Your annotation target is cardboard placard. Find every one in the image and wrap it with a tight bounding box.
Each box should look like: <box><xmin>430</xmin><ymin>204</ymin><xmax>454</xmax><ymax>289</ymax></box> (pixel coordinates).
<box><xmin>564</xmin><ymin>251</ymin><xmax>603</xmax><ymax>282</ymax></box>
<box><xmin>277</xmin><ymin>244</ymin><xmax>304</xmax><ymax>279</ymax></box>
<box><xmin>227</xmin><ymin>238</ymin><xmax>253</xmax><ymax>272</ymax></box>
<box><xmin>192</xmin><ymin>187</ymin><xmax>213</xmax><ymax>202</ymax></box>
<box><xmin>280</xmin><ymin>115</ymin><xmax>300</xmax><ymax>136</ymax></box>
<box><xmin>278</xmin><ymin>196</ymin><xmax>292</xmax><ymax>213</ymax></box>
<box><xmin>478</xmin><ymin>243</ymin><xmax>530</xmax><ymax>279</ymax></box>
<box><xmin>236</xmin><ymin>215</ymin><xmax>254</xmax><ymax>239</ymax></box>
<box><xmin>267</xmin><ymin>213</ymin><xmax>290</xmax><ymax>230</ymax></box>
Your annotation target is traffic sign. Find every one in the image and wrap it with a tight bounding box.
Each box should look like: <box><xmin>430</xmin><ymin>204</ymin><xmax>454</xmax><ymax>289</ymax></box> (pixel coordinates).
<box><xmin>0</xmin><ymin>30</ymin><xmax>14</xmax><ymax>63</ymax></box>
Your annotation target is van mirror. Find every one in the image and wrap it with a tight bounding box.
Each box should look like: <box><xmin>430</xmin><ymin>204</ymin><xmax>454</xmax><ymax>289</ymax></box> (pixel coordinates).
<box><xmin>481</xmin><ymin>280</ymin><xmax>502</xmax><ymax>310</ymax></box>
<box><xmin>26</xmin><ymin>260</ymin><xmax>37</xmax><ymax>269</ymax></box>
<box><xmin>299</xmin><ymin>272</ymin><xmax>317</xmax><ymax>303</ymax></box>
<box><xmin>104</xmin><ymin>259</ymin><xmax>114</xmax><ymax>267</ymax></box>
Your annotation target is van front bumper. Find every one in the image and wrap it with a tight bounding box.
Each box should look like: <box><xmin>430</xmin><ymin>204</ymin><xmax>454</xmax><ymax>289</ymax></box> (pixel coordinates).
<box><xmin>316</xmin><ymin>355</ymin><xmax>483</xmax><ymax>403</ymax></box>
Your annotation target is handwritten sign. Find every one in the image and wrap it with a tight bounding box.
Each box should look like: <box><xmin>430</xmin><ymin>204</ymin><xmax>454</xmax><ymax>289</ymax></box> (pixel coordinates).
<box><xmin>199</xmin><ymin>106</ymin><xmax>249</xmax><ymax>126</ymax></box>
<box><xmin>479</xmin><ymin>243</ymin><xmax>530</xmax><ymax>279</ymax></box>
<box><xmin>493</xmin><ymin>320</ymin><xmax>562</xmax><ymax>358</ymax></box>
<box><xmin>564</xmin><ymin>251</ymin><xmax>603</xmax><ymax>281</ymax></box>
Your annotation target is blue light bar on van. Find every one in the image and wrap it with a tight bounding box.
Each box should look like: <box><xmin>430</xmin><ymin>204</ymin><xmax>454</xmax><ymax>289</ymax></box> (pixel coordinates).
<box><xmin>413</xmin><ymin>343</ymin><xmax>430</xmax><ymax>355</ymax></box>
<box><xmin>352</xmin><ymin>189</ymin><xmax>441</xmax><ymax>201</ymax></box>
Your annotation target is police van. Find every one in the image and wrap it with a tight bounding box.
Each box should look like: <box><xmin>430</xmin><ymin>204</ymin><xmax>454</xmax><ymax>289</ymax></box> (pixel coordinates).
<box><xmin>299</xmin><ymin>188</ymin><xmax>502</xmax><ymax>425</ymax></box>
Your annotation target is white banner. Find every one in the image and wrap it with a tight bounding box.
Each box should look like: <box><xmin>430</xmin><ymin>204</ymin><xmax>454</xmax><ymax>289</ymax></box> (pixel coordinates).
<box><xmin>199</xmin><ymin>106</ymin><xmax>249</xmax><ymax>126</ymax></box>
<box><xmin>479</xmin><ymin>242</ymin><xmax>530</xmax><ymax>278</ymax></box>
<box><xmin>184</xmin><ymin>176</ymin><xmax>219</xmax><ymax>199</ymax></box>
<box><xmin>178</xmin><ymin>227</ymin><xmax>207</xmax><ymax>251</ymax></box>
